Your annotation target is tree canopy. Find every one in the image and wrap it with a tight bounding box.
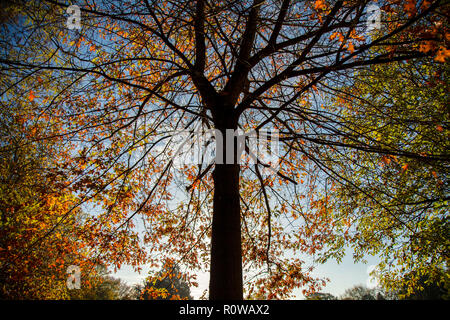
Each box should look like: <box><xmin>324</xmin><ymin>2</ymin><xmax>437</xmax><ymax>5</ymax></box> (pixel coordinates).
<box><xmin>138</xmin><ymin>263</ymin><xmax>193</xmax><ymax>300</ymax></box>
<box><xmin>0</xmin><ymin>0</ymin><xmax>448</xmax><ymax>300</ymax></box>
<box><xmin>319</xmin><ymin>53</ymin><xmax>448</xmax><ymax>299</ymax></box>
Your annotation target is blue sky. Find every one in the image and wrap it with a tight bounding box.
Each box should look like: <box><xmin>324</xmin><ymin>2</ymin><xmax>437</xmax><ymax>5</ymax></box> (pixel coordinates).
<box><xmin>303</xmin><ymin>251</ymin><xmax>379</xmax><ymax>298</ymax></box>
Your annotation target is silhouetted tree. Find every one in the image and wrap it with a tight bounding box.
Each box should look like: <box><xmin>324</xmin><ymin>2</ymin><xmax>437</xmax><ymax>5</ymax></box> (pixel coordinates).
<box><xmin>140</xmin><ymin>264</ymin><xmax>192</xmax><ymax>300</ymax></box>
<box><xmin>306</xmin><ymin>292</ymin><xmax>337</xmax><ymax>300</ymax></box>
<box><xmin>341</xmin><ymin>285</ymin><xmax>387</xmax><ymax>300</ymax></box>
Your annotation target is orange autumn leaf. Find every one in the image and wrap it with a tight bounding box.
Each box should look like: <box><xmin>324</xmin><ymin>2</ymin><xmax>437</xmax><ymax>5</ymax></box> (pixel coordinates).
<box><xmin>419</xmin><ymin>41</ymin><xmax>434</xmax><ymax>53</ymax></box>
<box><xmin>381</xmin><ymin>155</ymin><xmax>391</xmax><ymax>165</ymax></box>
<box><xmin>329</xmin><ymin>32</ymin><xmax>345</xmax><ymax>43</ymax></box>
<box><xmin>314</xmin><ymin>0</ymin><xmax>326</xmax><ymax>11</ymax></box>
<box><xmin>421</xmin><ymin>0</ymin><xmax>432</xmax><ymax>10</ymax></box>
<box><xmin>29</xmin><ymin>90</ymin><xmax>36</xmax><ymax>101</ymax></box>
<box><xmin>347</xmin><ymin>42</ymin><xmax>355</xmax><ymax>53</ymax></box>
<box><xmin>435</xmin><ymin>47</ymin><xmax>450</xmax><ymax>63</ymax></box>
<box><xmin>404</xmin><ymin>0</ymin><xmax>417</xmax><ymax>18</ymax></box>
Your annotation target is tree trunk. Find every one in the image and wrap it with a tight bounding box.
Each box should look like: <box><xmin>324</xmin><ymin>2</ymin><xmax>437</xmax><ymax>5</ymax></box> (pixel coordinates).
<box><xmin>209</xmin><ymin>163</ymin><xmax>242</xmax><ymax>300</ymax></box>
<box><xmin>209</xmin><ymin>122</ymin><xmax>243</xmax><ymax>299</ymax></box>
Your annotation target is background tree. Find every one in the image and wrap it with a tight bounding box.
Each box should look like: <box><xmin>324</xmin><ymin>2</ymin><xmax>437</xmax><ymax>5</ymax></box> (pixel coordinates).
<box><xmin>318</xmin><ymin>53</ymin><xmax>449</xmax><ymax>298</ymax></box>
<box><xmin>0</xmin><ymin>90</ymin><xmax>95</xmax><ymax>299</ymax></box>
<box><xmin>392</xmin><ymin>269</ymin><xmax>448</xmax><ymax>300</ymax></box>
<box><xmin>0</xmin><ymin>1</ymin><xmax>149</xmax><ymax>299</ymax></box>
<box><xmin>0</xmin><ymin>0</ymin><xmax>23</xmax><ymax>24</ymax></box>
<box><xmin>138</xmin><ymin>262</ymin><xmax>193</xmax><ymax>300</ymax></box>
<box><xmin>340</xmin><ymin>285</ymin><xmax>387</xmax><ymax>300</ymax></box>
<box><xmin>0</xmin><ymin>0</ymin><xmax>448</xmax><ymax>300</ymax></box>
<box><xmin>306</xmin><ymin>292</ymin><xmax>337</xmax><ymax>300</ymax></box>
<box><xmin>69</xmin><ymin>265</ymin><xmax>137</xmax><ymax>300</ymax></box>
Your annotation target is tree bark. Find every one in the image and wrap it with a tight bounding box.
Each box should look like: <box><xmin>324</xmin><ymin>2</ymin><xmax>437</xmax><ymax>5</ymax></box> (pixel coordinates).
<box><xmin>209</xmin><ymin>115</ymin><xmax>243</xmax><ymax>299</ymax></box>
<box><xmin>209</xmin><ymin>162</ymin><xmax>242</xmax><ymax>300</ymax></box>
